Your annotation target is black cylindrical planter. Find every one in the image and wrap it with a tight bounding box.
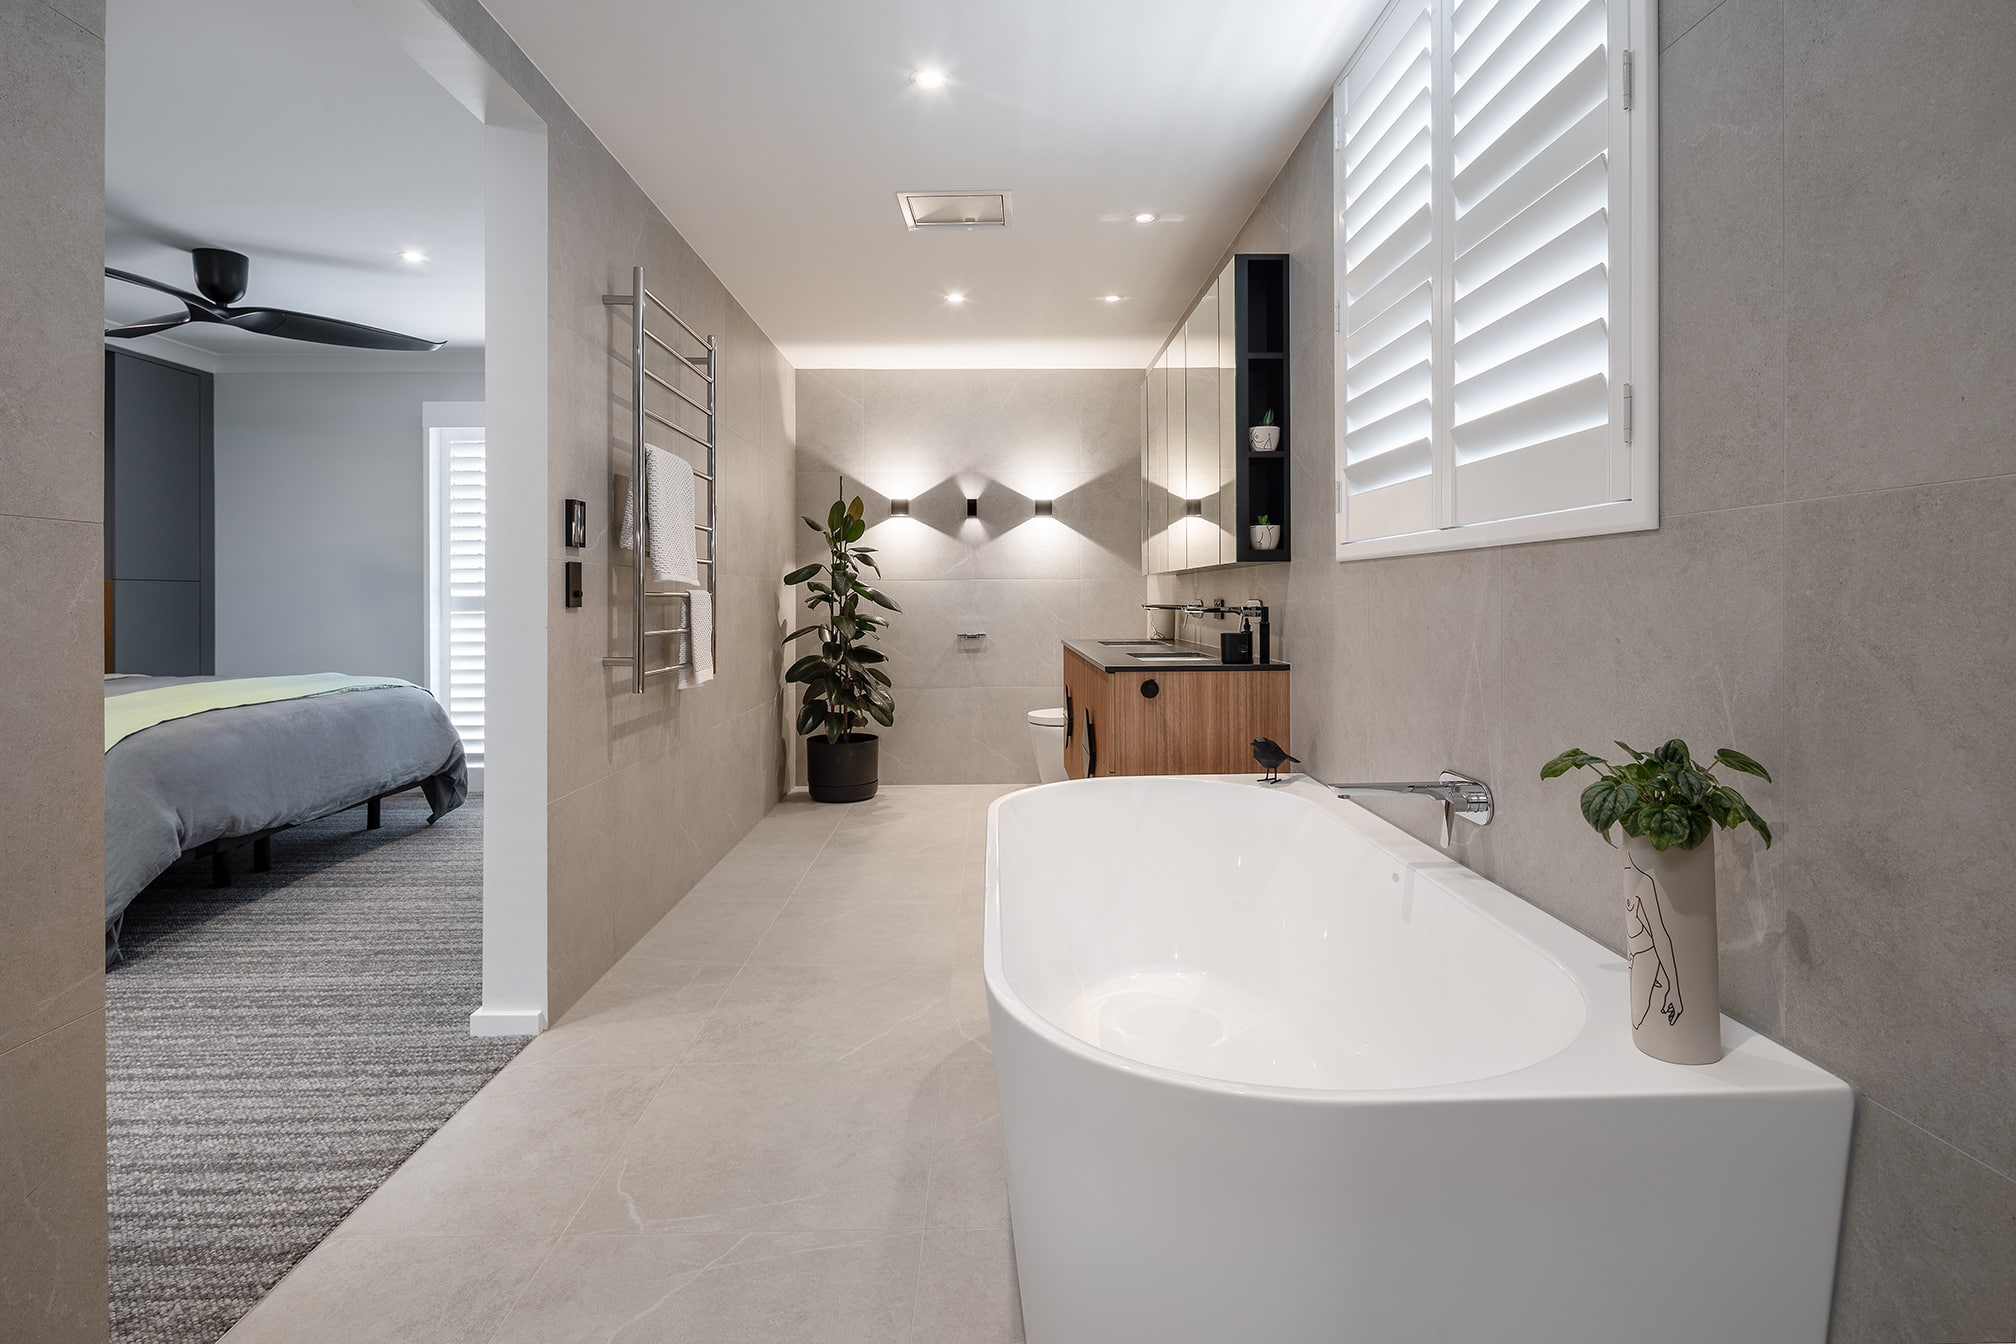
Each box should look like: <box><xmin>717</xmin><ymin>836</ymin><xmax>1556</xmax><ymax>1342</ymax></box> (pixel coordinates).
<box><xmin>806</xmin><ymin>732</ymin><xmax>879</xmax><ymax>803</ymax></box>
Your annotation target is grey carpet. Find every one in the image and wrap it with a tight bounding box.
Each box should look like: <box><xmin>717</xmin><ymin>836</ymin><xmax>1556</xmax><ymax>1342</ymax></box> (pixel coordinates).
<box><xmin>105</xmin><ymin>794</ymin><xmax>523</xmax><ymax>1344</ymax></box>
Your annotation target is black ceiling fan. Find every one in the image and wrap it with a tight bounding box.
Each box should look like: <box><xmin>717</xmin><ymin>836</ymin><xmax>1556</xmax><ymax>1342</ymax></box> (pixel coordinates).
<box><xmin>105</xmin><ymin>247</ymin><xmax>445</xmax><ymax>352</ymax></box>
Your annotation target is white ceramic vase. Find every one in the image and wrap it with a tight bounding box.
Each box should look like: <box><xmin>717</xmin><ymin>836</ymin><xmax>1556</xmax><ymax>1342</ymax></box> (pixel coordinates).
<box><xmin>1249</xmin><ymin>425</ymin><xmax>1280</xmax><ymax>452</ymax></box>
<box><xmin>1622</xmin><ymin>834</ymin><xmax>1722</xmax><ymax>1064</ymax></box>
<box><xmin>1249</xmin><ymin>524</ymin><xmax>1281</xmax><ymax>551</ymax></box>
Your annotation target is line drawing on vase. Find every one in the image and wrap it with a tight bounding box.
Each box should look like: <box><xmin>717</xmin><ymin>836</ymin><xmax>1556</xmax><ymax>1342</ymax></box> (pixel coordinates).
<box><xmin>1625</xmin><ymin>854</ymin><xmax>1683</xmax><ymax>1028</ymax></box>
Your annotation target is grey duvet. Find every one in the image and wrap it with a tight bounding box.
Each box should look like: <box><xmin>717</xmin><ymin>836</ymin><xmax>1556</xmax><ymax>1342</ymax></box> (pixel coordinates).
<box><xmin>104</xmin><ymin>676</ymin><xmax>467</xmax><ymax>926</ymax></box>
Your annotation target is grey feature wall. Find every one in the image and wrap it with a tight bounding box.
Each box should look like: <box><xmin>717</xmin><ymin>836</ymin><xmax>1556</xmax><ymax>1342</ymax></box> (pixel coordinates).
<box><xmin>795</xmin><ymin>369</ymin><xmax>1146</xmax><ymax>784</ymax></box>
<box><xmin>432</xmin><ymin>0</ymin><xmax>800</xmax><ymax>1019</ymax></box>
<box><xmin>212</xmin><ymin>369</ymin><xmax>485</xmax><ymax>685</ymax></box>
<box><xmin>1161</xmin><ymin>1</ymin><xmax>2016</xmax><ymax>1338</ymax></box>
<box><xmin>0</xmin><ymin>0</ymin><xmax>110</xmax><ymax>1340</ymax></box>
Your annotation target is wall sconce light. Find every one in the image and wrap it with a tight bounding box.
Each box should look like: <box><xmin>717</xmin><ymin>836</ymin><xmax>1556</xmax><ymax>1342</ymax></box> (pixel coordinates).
<box><xmin>1185</xmin><ymin>498</ymin><xmax>1203</xmax><ymax>516</ymax></box>
<box><xmin>966</xmin><ymin>497</ymin><xmax>979</xmax><ymax>518</ymax></box>
<box><xmin>889</xmin><ymin>498</ymin><xmax>910</xmax><ymax>517</ymax></box>
<box><xmin>1034</xmin><ymin>499</ymin><xmax>1054</xmax><ymax>517</ymax></box>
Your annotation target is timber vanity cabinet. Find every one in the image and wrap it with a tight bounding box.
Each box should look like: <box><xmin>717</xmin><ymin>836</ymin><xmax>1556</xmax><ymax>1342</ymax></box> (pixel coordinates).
<box><xmin>1062</xmin><ymin>640</ymin><xmax>1290</xmax><ymax>779</ymax></box>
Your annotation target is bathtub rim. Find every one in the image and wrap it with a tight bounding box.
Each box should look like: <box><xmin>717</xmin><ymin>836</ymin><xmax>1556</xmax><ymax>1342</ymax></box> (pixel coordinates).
<box><xmin>984</xmin><ymin>774</ymin><xmax>1851</xmax><ymax>1108</ymax></box>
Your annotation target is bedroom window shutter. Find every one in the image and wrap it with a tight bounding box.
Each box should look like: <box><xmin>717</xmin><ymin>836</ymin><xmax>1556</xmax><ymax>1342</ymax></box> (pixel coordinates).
<box><xmin>429</xmin><ymin>427</ymin><xmax>486</xmax><ymax>769</ymax></box>
<box><xmin>1334</xmin><ymin>0</ymin><xmax>1651</xmax><ymax>558</ymax></box>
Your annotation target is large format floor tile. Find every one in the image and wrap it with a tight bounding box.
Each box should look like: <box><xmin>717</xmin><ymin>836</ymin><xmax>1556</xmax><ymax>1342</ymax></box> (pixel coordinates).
<box><xmin>232</xmin><ymin>787</ymin><xmax>1024</xmax><ymax>1342</ymax></box>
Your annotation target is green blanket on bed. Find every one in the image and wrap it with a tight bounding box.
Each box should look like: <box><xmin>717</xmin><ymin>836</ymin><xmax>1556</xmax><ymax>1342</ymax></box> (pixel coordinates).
<box><xmin>104</xmin><ymin>674</ymin><xmax>416</xmax><ymax>752</ymax></box>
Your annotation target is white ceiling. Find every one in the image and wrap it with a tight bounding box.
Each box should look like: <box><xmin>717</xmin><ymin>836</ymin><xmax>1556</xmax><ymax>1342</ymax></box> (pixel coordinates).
<box><xmin>479</xmin><ymin>0</ymin><xmax>1379</xmax><ymax>369</ymax></box>
<box><xmin>103</xmin><ymin>0</ymin><xmax>485</xmax><ymax>363</ymax></box>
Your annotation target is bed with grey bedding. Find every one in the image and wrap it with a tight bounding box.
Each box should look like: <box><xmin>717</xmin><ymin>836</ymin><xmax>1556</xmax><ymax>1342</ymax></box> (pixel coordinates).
<box><xmin>104</xmin><ymin>675</ymin><xmax>467</xmax><ymax>930</ymax></box>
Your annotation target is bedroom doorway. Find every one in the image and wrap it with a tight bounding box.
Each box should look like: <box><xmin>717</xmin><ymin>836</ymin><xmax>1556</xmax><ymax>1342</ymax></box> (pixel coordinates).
<box><xmin>98</xmin><ymin>2</ymin><xmax>550</xmax><ymax>1340</ymax></box>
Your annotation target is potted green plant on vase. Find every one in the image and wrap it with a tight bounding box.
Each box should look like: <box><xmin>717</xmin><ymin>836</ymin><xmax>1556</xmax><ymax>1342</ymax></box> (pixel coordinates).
<box><xmin>784</xmin><ymin>496</ymin><xmax>900</xmax><ymax>802</ymax></box>
<box><xmin>1541</xmin><ymin>739</ymin><xmax>1774</xmax><ymax>1065</ymax></box>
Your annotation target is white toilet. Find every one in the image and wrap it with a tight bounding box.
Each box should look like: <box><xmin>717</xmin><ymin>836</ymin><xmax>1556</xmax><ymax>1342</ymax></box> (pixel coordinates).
<box><xmin>1027</xmin><ymin>707</ymin><xmax>1068</xmax><ymax>784</ymax></box>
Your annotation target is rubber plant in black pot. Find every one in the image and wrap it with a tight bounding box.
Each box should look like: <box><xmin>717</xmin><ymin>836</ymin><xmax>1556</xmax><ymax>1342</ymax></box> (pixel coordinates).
<box><xmin>784</xmin><ymin>496</ymin><xmax>899</xmax><ymax>802</ymax></box>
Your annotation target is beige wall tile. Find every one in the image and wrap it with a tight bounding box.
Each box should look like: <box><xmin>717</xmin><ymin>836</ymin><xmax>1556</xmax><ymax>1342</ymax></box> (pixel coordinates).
<box><xmin>1658</xmin><ymin>0</ymin><xmax>1786</xmax><ymax>517</ymax></box>
<box><xmin>0</xmin><ymin>1012</ymin><xmax>108</xmax><ymax>1344</ymax></box>
<box><xmin>1782</xmin><ymin>0</ymin><xmax>2016</xmax><ymax>498</ymax></box>
<box><xmin>1828</xmin><ymin>1099</ymin><xmax>2016</xmax><ymax>1344</ymax></box>
<box><xmin>0</xmin><ymin>0</ymin><xmax>104</xmax><ymax>525</ymax></box>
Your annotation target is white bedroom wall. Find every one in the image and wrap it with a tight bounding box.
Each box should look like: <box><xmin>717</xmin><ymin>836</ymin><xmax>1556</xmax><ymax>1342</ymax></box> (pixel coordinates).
<box><xmin>213</xmin><ymin>367</ymin><xmax>485</xmax><ymax>683</ymax></box>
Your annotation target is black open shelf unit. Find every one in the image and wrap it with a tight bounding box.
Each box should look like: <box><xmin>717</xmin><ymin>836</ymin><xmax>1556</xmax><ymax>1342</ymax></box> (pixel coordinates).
<box><xmin>1233</xmin><ymin>254</ymin><xmax>1291</xmax><ymax>563</ymax></box>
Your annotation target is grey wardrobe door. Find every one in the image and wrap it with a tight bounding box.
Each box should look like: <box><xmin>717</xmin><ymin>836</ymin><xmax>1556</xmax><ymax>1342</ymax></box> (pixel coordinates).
<box><xmin>110</xmin><ymin>580</ymin><xmax>203</xmax><ymax>676</ymax></box>
<box><xmin>105</xmin><ymin>350</ymin><xmax>213</xmax><ymax>673</ymax></box>
<box><xmin>108</xmin><ymin>354</ymin><xmax>203</xmax><ymax>579</ymax></box>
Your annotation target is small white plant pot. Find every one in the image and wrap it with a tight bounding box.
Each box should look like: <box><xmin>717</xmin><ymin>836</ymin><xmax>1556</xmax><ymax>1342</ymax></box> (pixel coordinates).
<box><xmin>1249</xmin><ymin>524</ymin><xmax>1282</xmax><ymax>551</ymax></box>
<box><xmin>1249</xmin><ymin>425</ymin><xmax>1281</xmax><ymax>452</ymax></box>
<box><xmin>1622</xmin><ymin>834</ymin><xmax>1723</xmax><ymax>1064</ymax></box>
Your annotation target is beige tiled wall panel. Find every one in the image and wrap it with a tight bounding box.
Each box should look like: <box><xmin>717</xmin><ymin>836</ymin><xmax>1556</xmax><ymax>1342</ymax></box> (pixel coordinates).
<box><xmin>430</xmin><ymin>0</ymin><xmax>797</xmax><ymax>1020</ymax></box>
<box><xmin>794</xmin><ymin>369</ymin><xmax>1148</xmax><ymax>785</ymax></box>
<box><xmin>0</xmin><ymin>1</ymin><xmax>109</xmax><ymax>1339</ymax></box>
<box><xmin>1161</xmin><ymin>0</ymin><xmax>2016</xmax><ymax>1335</ymax></box>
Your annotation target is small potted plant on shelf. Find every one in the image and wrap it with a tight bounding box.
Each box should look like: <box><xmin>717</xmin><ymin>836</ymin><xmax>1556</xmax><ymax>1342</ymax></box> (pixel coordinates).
<box><xmin>1249</xmin><ymin>409</ymin><xmax>1280</xmax><ymax>452</ymax></box>
<box><xmin>784</xmin><ymin>496</ymin><xmax>900</xmax><ymax>802</ymax></box>
<box><xmin>1541</xmin><ymin>739</ymin><xmax>1774</xmax><ymax>1065</ymax></box>
<box><xmin>1249</xmin><ymin>514</ymin><xmax>1282</xmax><ymax>551</ymax></box>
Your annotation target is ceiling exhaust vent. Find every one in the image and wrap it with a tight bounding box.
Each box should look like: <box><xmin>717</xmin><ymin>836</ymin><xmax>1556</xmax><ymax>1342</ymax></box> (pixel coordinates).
<box><xmin>896</xmin><ymin>191</ymin><xmax>1012</xmax><ymax>230</ymax></box>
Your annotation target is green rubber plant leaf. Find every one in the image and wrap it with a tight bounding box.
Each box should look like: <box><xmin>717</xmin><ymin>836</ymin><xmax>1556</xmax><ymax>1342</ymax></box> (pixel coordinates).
<box><xmin>827</xmin><ymin>499</ymin><xmax>846</xmax><ymax>531</ymax></box>
<box><xmin>802</xmin><ymin>516</ymin><xmax>824</xmax><ymax>533</ymax></box>
<box><xmin>783</xmin><ymin>624</ymin><xmax>823</xmax><ymax>644</ymax></box>
<box><xmin>784</xmin><ymin>653</ymin><xmax>825</xmax><ymax>684</ymax></box>
<box><xmin>1579</xmin><ymin>777</ymin><xmax>1639</xmax><ymax>836</ymax></box>
<box><xmin>1540</xmin><ymin>748</ymin><xmax>1605</xmax><ymax>779</ymax></box>
<box><xmin>783</xmin><ymin>563</ymin><xmax>821</xmax><ymax>585</ymax></box>
<box><xmin>1714</xmin><ymin>747</ymin><xmax>1773</xmax><ymax>782</ymax></box>
<box><xmin>843</xmin><ymin>515</ymin><xmax>867</xmax><ymax>543</ymax></box>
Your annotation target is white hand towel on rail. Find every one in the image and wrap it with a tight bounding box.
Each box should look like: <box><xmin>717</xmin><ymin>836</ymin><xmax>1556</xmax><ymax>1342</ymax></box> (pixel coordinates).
<box><xmin>676</xmin><ymin>589</ymin><xmax>713</xmax><ymax>688</ymax></box>
<box><xmin>618</xmin><ymin>444</ymin><xmax>699</xmax><ymax>585</ymax></box>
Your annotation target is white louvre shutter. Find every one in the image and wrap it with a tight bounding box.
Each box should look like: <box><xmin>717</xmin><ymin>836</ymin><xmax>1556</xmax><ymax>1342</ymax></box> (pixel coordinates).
<box><xmin>1449</xmin><ymin>0</ymin><xmax>1623</xmax><ymax>523</ymax></box>
<box><xmin>1334</xmin><ymin>0</ymin><xmax>1650</xmax><ymax>559</ymax></box>
<box><xmin>1338</xmin><ymin>0</ymin><xmax>1438</xmax><ymax>543</ymax></box>
<box><xmin>428</xmin><ymin>424</ymin><xmax>486</xmax><ymax>770</ymax></box>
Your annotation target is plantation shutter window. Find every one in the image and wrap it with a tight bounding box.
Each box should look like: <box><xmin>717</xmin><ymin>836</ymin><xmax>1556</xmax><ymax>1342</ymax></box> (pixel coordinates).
<box><xmin>1334</xmin><ymin>0</ymin><xmax>1654</xmax><ymax>559</ymax></box>
<box><xmin>426</xmin><ymin>407</ymin><xmax>487</xmax><ymax>776</ymax></box>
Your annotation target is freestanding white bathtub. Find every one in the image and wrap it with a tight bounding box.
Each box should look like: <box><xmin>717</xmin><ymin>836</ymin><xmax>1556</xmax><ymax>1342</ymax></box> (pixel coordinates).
<box><xmin>985</xmin><ymin>776</ymin><xmax>1852</xmax><ymax>1344</ymax></box>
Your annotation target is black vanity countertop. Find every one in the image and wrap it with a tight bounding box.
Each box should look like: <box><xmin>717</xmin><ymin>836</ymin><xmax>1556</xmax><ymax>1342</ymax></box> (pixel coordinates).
<box><xmin>1063</xmin><ymin>637</ymin><xmax>1290</xmax><ymax>673</ymax></box>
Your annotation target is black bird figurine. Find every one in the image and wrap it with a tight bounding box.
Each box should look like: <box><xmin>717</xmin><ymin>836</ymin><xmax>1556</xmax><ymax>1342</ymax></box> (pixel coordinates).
<box><xmin>1252</xmin><ymin>737</ymin><xmax>1299</xmax><ymax>784</ymax></box>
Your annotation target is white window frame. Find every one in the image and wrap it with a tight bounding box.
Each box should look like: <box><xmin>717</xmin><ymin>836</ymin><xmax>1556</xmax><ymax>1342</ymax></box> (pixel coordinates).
<box><xmin>1333</xmin><ymin>0</ymin><xmax>1657</xmax><ymax>562</ymax></box>
<box><xmin>424</xmin><ymin>401</ymin><xmax>487</xmax><ymax>787</ymax></box>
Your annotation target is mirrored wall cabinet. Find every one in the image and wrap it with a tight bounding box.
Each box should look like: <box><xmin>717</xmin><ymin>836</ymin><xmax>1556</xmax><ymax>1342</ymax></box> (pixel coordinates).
<box><xmin>1142</xmin><ymin>253</ymin><xmax>1291</xmax><ymax>573</ymax></box>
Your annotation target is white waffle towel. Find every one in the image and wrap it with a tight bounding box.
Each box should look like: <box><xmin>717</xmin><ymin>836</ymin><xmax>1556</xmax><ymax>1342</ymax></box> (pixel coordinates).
<box><xmin>676</xmin><ymin>589</ymin><xmax>713</xmax><ymax>688</ymax></box>
<box><xmin>619</xmin><ymin>444</ymin><xmax>698</xmax><ymax>585</ymax></box>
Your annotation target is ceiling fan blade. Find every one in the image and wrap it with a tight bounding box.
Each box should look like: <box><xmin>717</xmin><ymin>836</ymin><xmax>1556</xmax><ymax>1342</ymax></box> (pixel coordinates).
<box><xmin>222</xmin><ymin>306</ymin><xmax>445</xmax><ymax>352</ymax></box>
<box><xmin>105</xmin><ymin>311</ymin><xmax>195</xmax><ymax>339</ymax></box>
<box><xmin>104</xmin><ymin>267</ymin><xmax>226</xmax><ymax>317</ymax></box>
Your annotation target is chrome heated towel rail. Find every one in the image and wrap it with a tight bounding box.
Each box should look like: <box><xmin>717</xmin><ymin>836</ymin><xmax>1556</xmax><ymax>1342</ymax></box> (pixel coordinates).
<box><xmin>601</xmin><ymin>265</ymin><xmax>718</xmax><ymax>693</ymax></box>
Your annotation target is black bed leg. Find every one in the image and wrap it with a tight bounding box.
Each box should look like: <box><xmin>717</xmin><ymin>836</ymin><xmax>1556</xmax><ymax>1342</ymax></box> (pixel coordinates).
<box><xmin>252</xmin><ymin>835</ymin><xmax>272</xmax><ymax>873</ymax></box>
<box><xmin>366</xmin><ymin>795</ymin><xmax>382</xmax><ymax>830</ymax></box>
<box><xmin>211</xmin><ymin>850</ymin><xmax>231</xmax><ymax>887</ymax></box>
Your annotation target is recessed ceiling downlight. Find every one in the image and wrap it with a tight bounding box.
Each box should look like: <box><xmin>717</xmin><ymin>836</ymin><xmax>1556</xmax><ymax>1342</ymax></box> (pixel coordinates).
<box><xmin>1101</xmin><ymin>294</ymin><xmax>1127</xmax><ymax>303</ymax></box>
<box><xmin>910</xmin><ymin>67</ymin><xmax>949</xmax><ymax>89</ymax></box>
<box><xmin>1132</xmin><ymin>212</ymin><xmax>1158</xmax><ymax>224</ymax></box>
<box><xmin>944</xmin><ymin>292</ymin><xmax>968</xmax><ymax>304</ymax></box>
<box><xmin>399</xmin><ymin>249</ymin><xmax>428</xmax><ymax>263</ymax></box>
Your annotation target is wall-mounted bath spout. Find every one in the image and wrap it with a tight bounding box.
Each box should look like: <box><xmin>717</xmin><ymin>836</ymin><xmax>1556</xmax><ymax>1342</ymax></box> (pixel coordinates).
<box><xmin>1282</xmin><ymin>770</ymin><xmax>1494</xmax><ymax>846</ymax></box>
